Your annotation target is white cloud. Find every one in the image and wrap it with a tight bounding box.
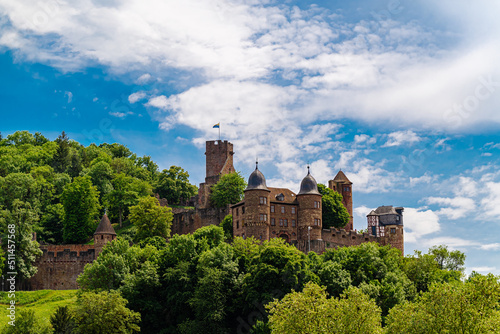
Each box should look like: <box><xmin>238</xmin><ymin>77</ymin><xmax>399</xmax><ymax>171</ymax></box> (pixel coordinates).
<box><xmin>64</xmin><ymin>91</ymin><xmax>73</xmax><ymax>103</ymax></box>
<box><xmin>382</xmin><ymin>130</ymin><xmax>421</xmax><ymax>147</ymax></box>
<box><xmin>480</xmin><ymin>182</ymin><xmax>500</xmax><ymax>219</ymax></box>
<box><xmin>409</xmin><ymin>173</ymin><xmax>437</xmax><ymax>187</ymax></box>
<box><xmin>128</xmin><ymin>91</ymin><xmax>147</xmax><ymax>104</ymax></box>
<box><xmin>424</xmin><ymin>196</ymin><xmax>476</xmax><ymax>220</ymax></box>
<box><xmin>480</xmin><ymin>243</ymin><xmax>500</xmax><ymax>251</ymax></box>
<box><xmin>403</xmin><ymin>207</ymin><xmax>440</xmax><ymax>244</ymax></box>
<box><xmin>92</xmin><ymin>97</ymin><xmax>98</xmax><ymax>102</ymax></box>
<box><xmin>135</xmin><ymin>73</ymin><xmax>152</xmax><ymax>85</ymax></box>
<box><xmin>109</xmin><ymin>111</ymin><xmax>133</xmax><ymax>118</ymax></box>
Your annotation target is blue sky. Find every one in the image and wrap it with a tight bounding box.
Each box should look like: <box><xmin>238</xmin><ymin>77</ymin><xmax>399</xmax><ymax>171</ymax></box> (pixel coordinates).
<box><xmin>1</xmin><ymin>0</ymin><xmax>500</xmax><ymax>274</ymax></box>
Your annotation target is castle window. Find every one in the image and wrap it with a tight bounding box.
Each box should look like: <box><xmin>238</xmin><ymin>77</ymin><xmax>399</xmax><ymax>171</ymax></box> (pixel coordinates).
<box><xmin>284</xmin><ymin>219</ymin><xmax>288</xmax><ymax>227</ymax></box>
<box><xmin>101</xmin><ymin>235</ymin><xmax>103</xmax><ymax>239</ymax></box>
<box><xmin>279</xmin><ymin>219</ymin><xmax>283</xmax><ymax>226</ymax></box>
<box><xmin>242</xmin><ymin>233</ymin><xmax>246</xmax><ymax>239</ymax></box>
<box><xmin>291</xmin><ymin>219</ymin><xmax>296</xmax><ymax>227</ymax></box>
<box><xmin>291</xmin><ymin>207</ymin><xmax>296</xmax><ymax>214</ymax></box>
<box><xmin>260</xmin><ymin>214</ymin><xmax>267</xmax><ymax>222</ymax></box>
<box><xmin>276</xmin><ymin>193</ymin><xmax>285</xmax><ymax>201</ymax></box>
<box><xmin>292</xmin><ymin>232</ymin><xmax>296</xmax><ymax>236</ymax></box>
<box><xmin>236</xmin><ymin>208</ymin><xmax>239</xmax><ymax>216</ymax></box>
<box><xmin>281</xmin><ymin>206</ymin><xmax>285</xmax><ymax>214</ymax></box>
<box><xmin>237</xmin><ymin>221</ymin><xmax>239</xmax><ymax>229</ymax></box>
<box><xmin>260</xmin><ymin>197</ymin><xmax>267</xmax><ymax>205</ymax></box>
<box><xmin>391</xmin><ymin>228</ymin><xmax>396</xmax><ymax>234</ymax></box>
<box><xmin>271</xmin><ymin>205</ymin><xmax>275</xmax><ymax>213</ymax></box>
<box><xmin>314</xmin><ymin>219</ymin><xmax>321</xmax><ymax>226</ymax></box>
<box><xmin>314</xmin><ymin>201</ymin><xmax>320</xmax><ymax>209</ymax></box>
<box><xmin>396</xmin><ymin>216</ymin><xmax>400</xmax><ymax>221</ymax></box>
<box><xmin>271</xmin><ymin>218</ymin><xmax>275</xmax><ymax>226</ymax></box>
<box><xmin>344</xmin><ymin>187</ymin><xmax>350</xmax><ymax>192</ymax></box>
<box><xmin>242</xmin><ymin>206</ymin><xmax>245</xmax><ymax>214</ymax></box>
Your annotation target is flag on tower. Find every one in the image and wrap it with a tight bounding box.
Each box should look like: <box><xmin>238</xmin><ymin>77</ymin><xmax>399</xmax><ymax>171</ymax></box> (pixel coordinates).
<box><xmin>213</xmin><ymin>123</ymin><xmax>220</xmax><ymax>128</ymax></box>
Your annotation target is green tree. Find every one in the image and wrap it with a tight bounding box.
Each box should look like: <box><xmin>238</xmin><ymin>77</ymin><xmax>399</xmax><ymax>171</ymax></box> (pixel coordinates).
<box><xmin>86</xmin><ymin>161</ymin><xmax>114</xmax><ymax>202</ymax></box>
<box><xmin>73</xmin><ymin>290</ymin><xmax>141</xmax><ymax>334</ymax></box>
<box><xmin>52</xmin><ymin>131</ymin><xmax>71</xmax><ymax>174</ymax></box>
<box><xmin>129</xmin><ymin>196</ymin><xmax>172</xmax><ymax>241</ymax></box>
<box><xmin>155</xmin><ymin>166</ymin><xmax>197</xmax><ymax>205</ymax></box>
<box><xmin>385</xmin><ymin>274</ymin><xmax>500</xmax><ymax>334</ymax></box>
<box><xmin>210</xmin><ymin>172</ymin><xmax>246</xmax><ymax>208</ymax></box>
<box><xmin>50</xmin><ymin>306</ymin><xmax>76</xmax><ymax>334</ymax></box>
<box><xmin>219</xmin><ymin>214</ymin><xmax>234</xmax><ymax>241</ymax></box>
<box><xmin>318</xmin><ymin>184</ymin><xmax>349</xmax><ymax>229</ymax></box>
<box><xmin>429</xmin><ymin>244</ymin><xmax>466</xmax><ymax>272</ymax></box>
<box><xmin>267</xmin><ymin>282</ymin><xmax>382</xmax><ymax>334</ymax></box>
<box><xmin>40</xmin><ymin>203</ymin><xmax>65</xmax><ymax>244</ymax></box>
<box><xmin>1</xmin><ymin>309</ymin><xmax>51</xmax><ymax>334</ymax></box>
<box><xmin>105</xmin><ymin>173</ymin><xmax>152</xmax><ymax>227</ymax></box>
<box><xmin>0</xmin><ymin>200</ymin><xmax>42</xmax><ymax>281</ymax></box>
<box><xmin>61</xmin><ymin>176</ymin><xmax>101</xmax><ymax>243</ymax></box>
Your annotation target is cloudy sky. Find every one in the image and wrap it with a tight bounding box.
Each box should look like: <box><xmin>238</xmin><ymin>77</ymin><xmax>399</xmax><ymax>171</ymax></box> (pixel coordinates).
<box><xmin>1</xmin><ymin>0</ymin><xmax>499</xmax><ymax>274</ymax></box>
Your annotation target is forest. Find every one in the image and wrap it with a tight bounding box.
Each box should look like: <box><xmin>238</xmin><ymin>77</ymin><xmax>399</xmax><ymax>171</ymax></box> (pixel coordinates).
<box><xmin>0</xmin><ymin>131</ymin><xmax>499</xmax><ymax>334</ymax></box>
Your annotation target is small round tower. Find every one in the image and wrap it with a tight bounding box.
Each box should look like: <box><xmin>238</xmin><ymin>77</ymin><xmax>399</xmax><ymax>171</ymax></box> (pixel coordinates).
<box><xmin>243</xmin><ymin>163</ymin><xmax>271</xmax><ymax>242</ymax></box>
<box><xmin>94</xmin><ymin>213</ymin><xmax>117</xmax><ymax>247</ymax></box>
<box><xmin>296</xmin><ymin>168</ymin><xmax>322</xmax><ymax>242</ymax></box>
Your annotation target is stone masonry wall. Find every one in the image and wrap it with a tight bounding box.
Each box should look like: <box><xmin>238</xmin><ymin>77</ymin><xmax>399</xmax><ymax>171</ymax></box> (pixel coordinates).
<box><xmin>29</xmin><ymin>244</ymin><xmax>101</xmax><ymax>290</ymax></box>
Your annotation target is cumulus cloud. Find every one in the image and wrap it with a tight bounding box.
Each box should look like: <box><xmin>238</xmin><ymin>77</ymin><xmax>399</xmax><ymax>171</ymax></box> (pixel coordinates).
<box><xmin>382</xmin><ymin>130</ymin><xmax>421</xmax><ymax>147</ymax></box>
<box><xmin>424</xmin><ymin>196</ymin><xmax>476</xmax><ymax>220</ymax></box>
<box><xmin>403</xmin><ymin>207</ymin><xmax>440</xmax><ymax>244</ymax></box>
<box><xmin>128</xmin><ymin>91</ymin><xmax>147</xmax><ymax>104</ymax></box>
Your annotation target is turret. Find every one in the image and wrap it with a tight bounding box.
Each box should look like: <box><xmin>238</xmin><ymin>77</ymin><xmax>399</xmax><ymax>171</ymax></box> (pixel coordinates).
<box><xmin>94</xmin><ymin>214</ymin><xmax>117</xmax><ymax>247</ymax></box>
<box><xmin>366</xmin><ymin>206</ymin><xmax>404</xmax><ymax>254</ymax></box>
<box><xmin>242</xmin><ymin>163</ymin><xmax>270</xmax><ymax>242</ymax></box>
<box><xmin>296</xmin><ymin>168</ymin><xmax>322</xmax><ymax>242</ymax></box>
<box><xmin>328</xmin><ymin>170</ymin><xmax>353</xmax><ymax>231</ymax></box>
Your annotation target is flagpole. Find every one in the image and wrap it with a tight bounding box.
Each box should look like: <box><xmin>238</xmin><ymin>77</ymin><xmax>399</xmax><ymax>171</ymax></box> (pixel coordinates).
<box><xmin>219</xmin><ymin>123</ymin><xmax>221</xmax><ymax>141</ymax></box>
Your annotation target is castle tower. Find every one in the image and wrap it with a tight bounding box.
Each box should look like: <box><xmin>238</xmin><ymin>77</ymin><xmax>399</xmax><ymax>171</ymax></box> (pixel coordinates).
<box><xmin>296</xmin><ymin>168</ymin><xmax>322</xmax><ymax>242</ymax></box>
<box><xmin>205</xmin><ymin>140</ymin><xmax>234</xmax><ymax>185</ymax></box>
<box><xmin>242</xmin><ymin>163</ymin><xmax>270</xmax><ymax>242</ymax></box>
<box><xmin>328</xmin><ymin>170</ymin><xmax>353</xmax><ymax>231</ymax></box>
<box><xmin>94</xmin><ymin>214</ymin><xmax>117</xmax><ymax>247</ymax></box>
<box><xmin>367</xmin><ymin>206</ymin><xmax>404</xmax><ymax>254</ymax></box>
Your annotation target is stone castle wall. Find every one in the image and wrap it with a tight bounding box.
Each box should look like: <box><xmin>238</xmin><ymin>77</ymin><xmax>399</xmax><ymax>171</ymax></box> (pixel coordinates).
<box><xmin>29</xmin><ymin>244</ymin><xmax>102</xmax><ymax>290</ymax></box>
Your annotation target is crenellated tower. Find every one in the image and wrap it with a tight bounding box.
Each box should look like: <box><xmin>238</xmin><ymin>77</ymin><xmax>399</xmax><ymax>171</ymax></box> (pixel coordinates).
<box><xmin>296</xmin><ymin>168</ymin><xmax>322</xmax><ymax>242</ymax></box>
<box><xmin>328</xmin><ymin>170</ymin><xmax>353</xmax><ymax>231</ymax></box>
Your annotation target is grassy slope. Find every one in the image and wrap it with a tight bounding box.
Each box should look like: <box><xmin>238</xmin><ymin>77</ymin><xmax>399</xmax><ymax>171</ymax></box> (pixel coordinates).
<box><xmin>0</xmin><ymin>290</ymin><xmax>77</xmax><ymax>330</ymax></box>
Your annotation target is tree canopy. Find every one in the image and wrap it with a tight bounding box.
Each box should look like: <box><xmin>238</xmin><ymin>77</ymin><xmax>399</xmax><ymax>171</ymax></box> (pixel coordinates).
<box><xmin>210</xmin><ymin>172</ymin><xmax>246</xmax><ymax>207</ymax></box>
<box><xmin>318</xmin><ymin>184</ymin><xmax>350</xmax><ymax>229</ymax></box>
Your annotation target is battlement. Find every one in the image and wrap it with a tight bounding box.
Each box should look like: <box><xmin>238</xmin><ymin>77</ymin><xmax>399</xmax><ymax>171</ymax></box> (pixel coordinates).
<box><xmin>29</xmin><ymin>244</ymin><xmax>101</xmax><ymax>290</ymax></box>
<box><xmin>205</xmin><ymin>140</ymin><xmax>234</xmax><ymax>184</ymax></box>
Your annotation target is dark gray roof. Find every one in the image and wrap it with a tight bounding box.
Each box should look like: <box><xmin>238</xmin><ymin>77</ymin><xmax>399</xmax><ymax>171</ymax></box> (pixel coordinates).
<box><xmin>367</xmin><ymin>206</ymin><xmax>402</xmax><ymax>216</ymax></box>
<box><xmin>94</xmin><ymin>214</ymin><xmax>117</xmax><ymax>235</ymax></box>
<box><xmin>245</xmin><ymin>166</ymin><xmax>269</xmax><ymax>191</ymax></box>
<box><xmin>298</xmin><ymin>171</ymin><xmax>321</xmax><ymax>195</ymax></box>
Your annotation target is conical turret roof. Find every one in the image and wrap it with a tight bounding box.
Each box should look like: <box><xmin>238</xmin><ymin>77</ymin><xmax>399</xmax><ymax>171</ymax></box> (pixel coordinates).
<box><xmin>94</xmin><ymin>214</ymin><xmax>117</xmax><ymax>235</ymax></box>
<box><xmin>298</xmin><ymin>168</ymin><xmax>321</xmax><ymax>195</ymax></box>
<box><xmin>245</xmin><ymin>163</ymin><xmax>270</xmax><ymax>191</ymax></box>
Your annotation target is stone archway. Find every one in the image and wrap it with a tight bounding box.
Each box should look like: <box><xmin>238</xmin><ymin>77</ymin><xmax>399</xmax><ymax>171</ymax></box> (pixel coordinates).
<box><xmin>278</xmin><ymin>232</ymin><xmax>290</xmax><ymax>243</ymax></box>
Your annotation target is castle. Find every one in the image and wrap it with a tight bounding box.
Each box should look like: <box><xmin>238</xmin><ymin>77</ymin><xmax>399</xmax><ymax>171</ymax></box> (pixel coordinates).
<box><xmin>231</xmin><ymin>162</ymin><xmax>404</xmax><ymax>254</ymax></box>
<box><xmin>27</xmin><ymin>139</ymin><xmax>403</xmax><ymax>290</ymax></box>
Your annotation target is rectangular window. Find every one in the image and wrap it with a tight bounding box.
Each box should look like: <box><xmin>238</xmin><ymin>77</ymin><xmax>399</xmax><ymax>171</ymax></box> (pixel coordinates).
<box><xmin>291</xmin><ymin>220</ymin><xmax>296</xmax><ymax>227</ymax></box>
<box><xmin>260</xmin><ymin>197</ymin><xmax>267</xmax><ymax>205</ymax></box>
<box><xmin>242</xmin><ymin>206</ymin><xmax>245</xmax><ymax>214</ymax></box>
<box><xmin>390</xmin><ymin>228</ymin><xmax>396</xmax><ymax>234</ymax></box>
<box><xmin>260</xmin><ymin>214</ymin><xmax>267</xmax><ymax>222</ymax></box>
<box><xmin>279</xmin><ymin>219</ymin><xmax>283</xmax><ymax>226</ymax></box>
<box><xmin>236</xmin><ymin>208</ymin><xmax>239</xmax><ymax>216</ymax></box>
<box><xmin>314</xmin><ymin>218</ymin><xmax>320</xmax><ymax>226</ymax></box>
<box><xmin>291</xmin><ymin>207</ymin><xmax>296</xmax><ymax>214</ymax></box>
<box><xmin>271</xmin><ymin>205</ymin><xmax>275</xmax><ymax>213</ymax></box>
<box><xmin>237</xmin><ymin>221</ymin><xmax>239</xmax><ymax>229</ymax></box>
<box><xmin>281</xmin><ymin>206</ymin><xmax>285</xmax><ymax>214</ymax></box>
<box><xmin>271</xmin><ymin>218</ymin><xmax>275</xmax><ymax>226</ymax></box>
<box><xmin>314</xmin><ymin>201</ymin><xmax>320</xmax><ymax>209</ymax></box>
<box><xmin>284</xmin><ymin>219</ymin><xmax>288</xmax><ymax>227</ymax></box>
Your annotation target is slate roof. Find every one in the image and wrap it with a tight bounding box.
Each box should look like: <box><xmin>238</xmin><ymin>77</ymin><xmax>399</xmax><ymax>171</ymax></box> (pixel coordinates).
<box><xmin>333</xmin><ymin>170</ymin><xmax>352</xmax><ymax>184</ymax></box>
<box><xmin>94</xmin><ymin>214</ymin><xmax>117</xmax><ymax>235</ymax></box>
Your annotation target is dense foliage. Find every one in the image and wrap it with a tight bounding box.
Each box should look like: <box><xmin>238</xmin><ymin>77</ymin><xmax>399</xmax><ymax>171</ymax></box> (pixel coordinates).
<box><xmin>0</xmin><ymin>131</ymin><xmax>198</xmax><ymax>283</ymax></box>
<box><xmin>210</xmin><ymin>172</ymin><xmax>246</xmax><ymax>207</ymax></box>
<box><xmin>317</xmin><ymin>184</ymin><xmax>350</xmax><ymax>229</ymax></box>
<box><xmin>77</xmin><ymin>226</ymin><xmax>481</xmax><ymax>334</ymax></box>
